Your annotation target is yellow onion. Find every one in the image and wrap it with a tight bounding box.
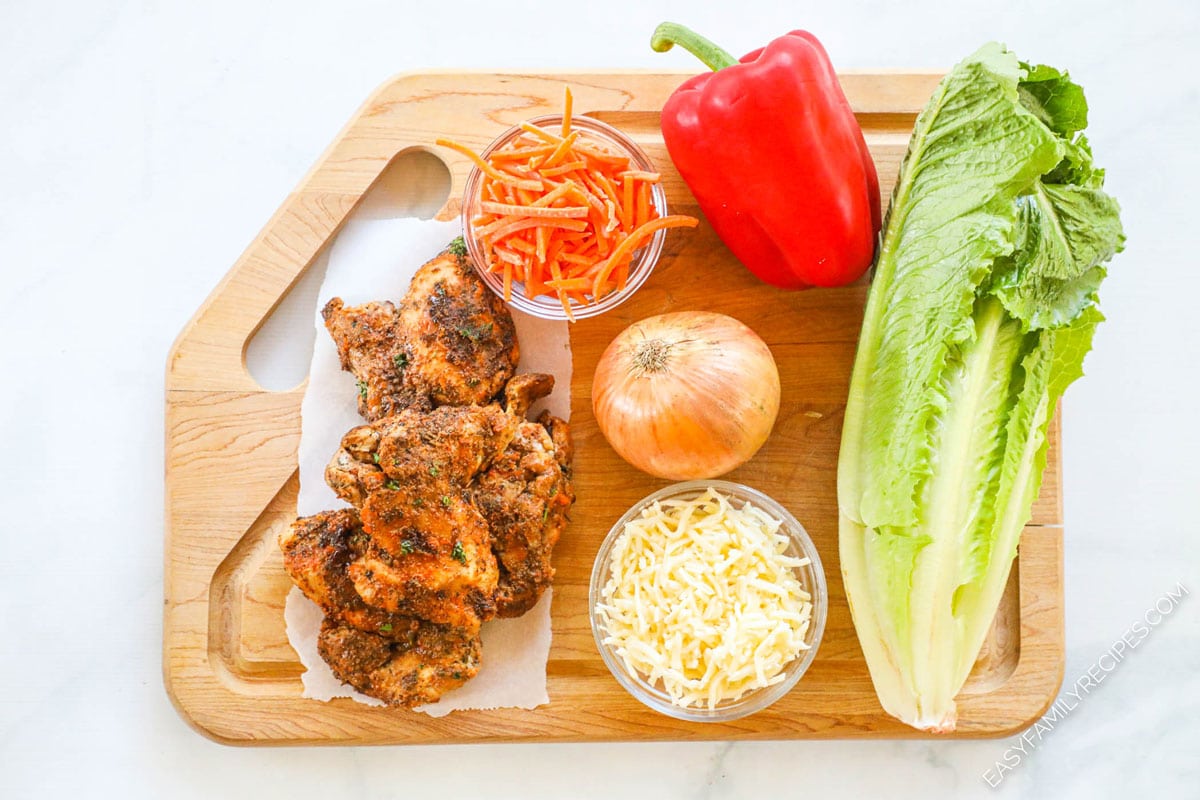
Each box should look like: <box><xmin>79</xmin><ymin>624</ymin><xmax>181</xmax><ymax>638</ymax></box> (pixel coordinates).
<box><xmin>591</xmin><ymin>311</ymin><xmax>780</xmax><ymax>480</ymax></box>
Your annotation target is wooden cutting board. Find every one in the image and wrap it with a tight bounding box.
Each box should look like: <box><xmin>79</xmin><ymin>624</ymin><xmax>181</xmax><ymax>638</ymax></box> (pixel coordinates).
<box><xmin>164</xmin><ymin>70</ymin><xmax>1065</xmax><ymax>745</ymax></box>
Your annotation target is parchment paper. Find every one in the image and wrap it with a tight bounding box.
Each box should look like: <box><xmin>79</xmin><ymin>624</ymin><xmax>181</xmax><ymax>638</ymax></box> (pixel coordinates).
<box><xmin>284</xmin><ymin>216</ymin><xmax>571</xmax><ymax>716</ymax></box>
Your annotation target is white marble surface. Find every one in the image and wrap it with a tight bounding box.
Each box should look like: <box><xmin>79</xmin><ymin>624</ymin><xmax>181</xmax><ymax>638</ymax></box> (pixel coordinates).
<box><xmin>1</xmin><ymin>0</ymin><xmax>1197</xmax><ymax>797</ymax></box>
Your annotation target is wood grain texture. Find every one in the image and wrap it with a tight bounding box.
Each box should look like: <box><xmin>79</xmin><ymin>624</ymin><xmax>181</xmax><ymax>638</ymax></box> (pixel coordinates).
<box><xmin>164</xmin><ymin>70</ymin><xmax>1065</xmax><ymax>745</ymax></box>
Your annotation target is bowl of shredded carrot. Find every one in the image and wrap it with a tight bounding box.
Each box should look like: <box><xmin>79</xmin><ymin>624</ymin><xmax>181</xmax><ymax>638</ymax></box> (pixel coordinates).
<box><xmin>440</xmin><ymin>92</ymin><xmax>697</xmax><ymax>321</ymax></box>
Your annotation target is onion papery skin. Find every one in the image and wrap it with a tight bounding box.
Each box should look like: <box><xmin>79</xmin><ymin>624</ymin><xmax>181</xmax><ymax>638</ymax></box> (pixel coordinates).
<box><xmin>591</xmin><ymin>311</ymin><xmax>781</xmax><ymax>480</ymax></box>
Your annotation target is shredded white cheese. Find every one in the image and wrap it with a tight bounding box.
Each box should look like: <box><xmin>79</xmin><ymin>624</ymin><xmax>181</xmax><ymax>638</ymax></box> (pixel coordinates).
<box><xmin>596</xmin><ymin>487</ymin><xmax>813</xmax><ymax>709</ymax></box>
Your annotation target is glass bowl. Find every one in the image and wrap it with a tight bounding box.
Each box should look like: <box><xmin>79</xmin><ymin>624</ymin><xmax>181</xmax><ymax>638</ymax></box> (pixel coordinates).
<box><xmin>460</xmin><ymin>114</ymin><xmax>668</xmax><ymax>321</ymax></box>
<box><xmin>589</xmin><ymin>480</ymin><xmax>828</xmax><ymax>722</ymax></box>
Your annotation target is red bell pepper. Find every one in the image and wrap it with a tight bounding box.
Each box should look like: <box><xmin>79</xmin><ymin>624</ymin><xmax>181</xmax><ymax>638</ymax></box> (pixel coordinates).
<box><xmin>651</xmin><ymin>23</ymin><xmax>881</xmax><ymax>289</ymax></box>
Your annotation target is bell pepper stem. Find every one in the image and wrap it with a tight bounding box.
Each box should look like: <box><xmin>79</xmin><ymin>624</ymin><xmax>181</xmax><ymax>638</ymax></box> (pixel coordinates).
<box><xmin>650</xmin><ymin>22</ymin><xmax>738</xmax><ymax>72</ymax></box>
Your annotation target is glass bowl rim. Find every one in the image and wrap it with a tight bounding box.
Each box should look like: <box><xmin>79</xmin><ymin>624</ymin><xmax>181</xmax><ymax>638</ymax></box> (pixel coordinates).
<box><xmin>459</xmin><ymin>114</ymin><xmax>667</xmax><ymax>321</ymax></box>
<box><xmin>588</xmin><ymin>479</ymin><xmax>829</xmax><ymax>722</ymax></box>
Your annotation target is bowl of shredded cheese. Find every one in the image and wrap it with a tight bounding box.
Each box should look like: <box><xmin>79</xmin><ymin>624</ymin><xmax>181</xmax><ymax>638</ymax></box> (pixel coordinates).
<box><xmin>590</xmin><ymin>481</ymin><xmax>827</xmax><ymax>721</ymax></box>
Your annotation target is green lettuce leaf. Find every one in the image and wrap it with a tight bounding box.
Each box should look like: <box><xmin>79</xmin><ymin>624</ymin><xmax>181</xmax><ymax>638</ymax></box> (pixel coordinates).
<box><xmin>838</xmin><ymin>43</ymin><xmax>1122</xmax><ymax>732</ymax></box>
<box><xmin>1046</xmin><ymin>134</ymin><xmax>1105</xmax><ymax>187</ymax></box>
<box><xmin>990</xmin><ymin>182</ymin><xmax>1123</xmax><ymax>329</ymax></box>
<box><xmin>1017</xmin><ymin>62</ymin><xmax>1089</xmax><ymax>137</ymax></box>
<box><xmin>841</xmin><ymin>42</ymin><xmax>1062</xmax><ymax>532</ymax></box>
<box><xmin>952</xmin><ymin>305</ymin><xmax>1101</xmax><ymax>686</ymax></box>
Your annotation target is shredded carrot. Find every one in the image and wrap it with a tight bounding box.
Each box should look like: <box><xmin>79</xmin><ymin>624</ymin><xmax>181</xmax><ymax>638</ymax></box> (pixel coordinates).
<box><xmin>490</xmin><ymin>143</ymin><xmax>556</xmax><ymax>161</ymax></box>
<box><xmin>442</xmin><ymin>87</ymin><xmax>698</xmax><ymax>317</ymax></box>
<box><xmin>492</xmin><ymin>245</ymin><xmax>525</xmax><ymax>267</ymax></box>
<box><xmin>479</xmin><ymin>201</ymin><xmax>589</xmax><ymax>219</ymax></box>
<box><xmin>543</xmin><ymin>131</ymin><xmax>580</xmax><ymax>168</ymax></box>
<box><xmin>615</xmin><ymin>258</ymin><xmax>629</xmax><ymax>291</ymax></box>
<box><xmin>435</xmin><ymin>138</ymin><xmax>541</xmax><ymax>191</ymax></box>
<box><xmin>535</xmin><ymin>224</ymin><xmax>549</xmax><ymax>266</ymax></box>
<box><xmin>635</xmin><ymin>182</ymin><xmax>650</xmax><ymax>229</ymax></box>
<box><xmin>593</xmin><ymin>173</ymin><xmax>622</xmax><ymax>208</ymax></box>
<box><xmin>540</xmin><ymin>160</ymin><xmax>587</xmax><ymax>177</ymax></box>
<box><xmin>477</xmin><ymin>216</ymin><xmax>587</xmax><ymax>241</ymax></box>
<box><xmin>575</xmin><ymin>144</ymin><xmax>630</xmax><ymax>169</ymax></box>
<box><xmin>507</xmin><ymin>237</ymin><xmax>536</xmax><ymax>256</ymax></box>
<box><xmin>519</xmin><ymin>122</ymin><xmax>563</xmax><ymax>145</ymax></box>
<box><xmin>558</xmin><ymin>251</ymin><xmax>594</xmax><ymax>267</ymax></box>
<box><xmin>546</xmin><ymin>277</ymin><xmax>592</xmax><ymax>291</ymax></box>
<box><xmin>620</xmin><ymin>177</ymin><xmax>634</xmax><ymax>233</ymax></box>
<box><xmin>562</xmin><ymin>87</ymin><xmax>573</xmax><ymax>138</ymax></box>
<box><xmin>531</xmin><ymin>182</ymin><xmax>577</xmax><ymax>208</ymax></box>
<box><xmin>592</xmin><ymin>215</ymin><xmax>700</xmax><ymax>297</ymax></box>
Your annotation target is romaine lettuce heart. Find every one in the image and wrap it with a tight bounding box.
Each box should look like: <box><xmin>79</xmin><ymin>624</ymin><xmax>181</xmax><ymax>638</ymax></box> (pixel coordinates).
<box><xmin>837</xmin><ymin>43</ymin><xmax>1123</xmax><ymax>732</ymax></box>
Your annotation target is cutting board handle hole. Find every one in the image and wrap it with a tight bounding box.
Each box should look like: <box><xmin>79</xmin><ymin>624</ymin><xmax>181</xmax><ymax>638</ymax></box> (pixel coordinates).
<box><xmin>244</xmin><ymin>149</ymin><xmax>452</xmax><ymax>391</ymax></box>
<box><xmin>352</xmin><ymin>148</ymin><xmax>451</xmax><ymax>221</ymax></box>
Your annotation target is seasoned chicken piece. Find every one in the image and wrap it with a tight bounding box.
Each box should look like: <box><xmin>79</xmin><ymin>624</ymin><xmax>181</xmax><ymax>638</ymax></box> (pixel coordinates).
<box><xmin>325</xmin><ymin>403</ymin><xmax>516</xmax><ymax>509</ymax></box>
<box><xmin>323</xmin><ymin>373</ymin><xmax>570</xmax><ymax>619</ymax></box>
<box><xmin>282</xmin><ymin>502</ymin><xmax>495</xmax><ymax>633</ymax></box>
<box><xmin>280</xmin><ymin>509</ymin><xmax>413</xmax><ymax>637</ymax></box>
<box><xmin>281</xmin><ymin>263</ymin><xmax>575</xmax><ymax>707</ymax></box>
<box><xmin>321</xmin><ymin>299</ymin><xmax>415</xmax><ymax>420</ymax></box>
<box><xmin>318</xmin><ymin>617</ymin><xmax>480</xmax><ymax>707</ymax></box>
<box><xmin>322</xmin><ymin>246</ymin><xmax>518</xmax><ymax>421</ymax></box>
<box><xmin>397</xmin><ymin>248</ymin><xmax>520</xmax><ymax>404</ymax></box>
<box><xmin>473</xmin><ymin>411</ymin><xmax>574</xmax><ymax>616</ymax></box>
<box><xmin>323</xmin><ymin>429</ymin><xmax>387</xmax><ymax>510</ymax></box>
<box><xmin>280</xmin><ymin>510</ymin><xmax>483</xmax><ymax>707</ymax></box>
<box><xmin>503</xmin><ymin>372</ymin><xmax>555</xmax><ymax>418</ymax></box>
<box><xmin>354</xmin><ymin>481</ymin><xmax>498</xmax><ymax>628</ymax></box>
<box><xmin>321</xmin><ymin>385</ymin><xmax>564</xmax><ymax>630</ymax></box>
<box><xmin>325</xmin><ymin>373</ymin><xmax>555</xmax><ymax>509</ymax></box>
